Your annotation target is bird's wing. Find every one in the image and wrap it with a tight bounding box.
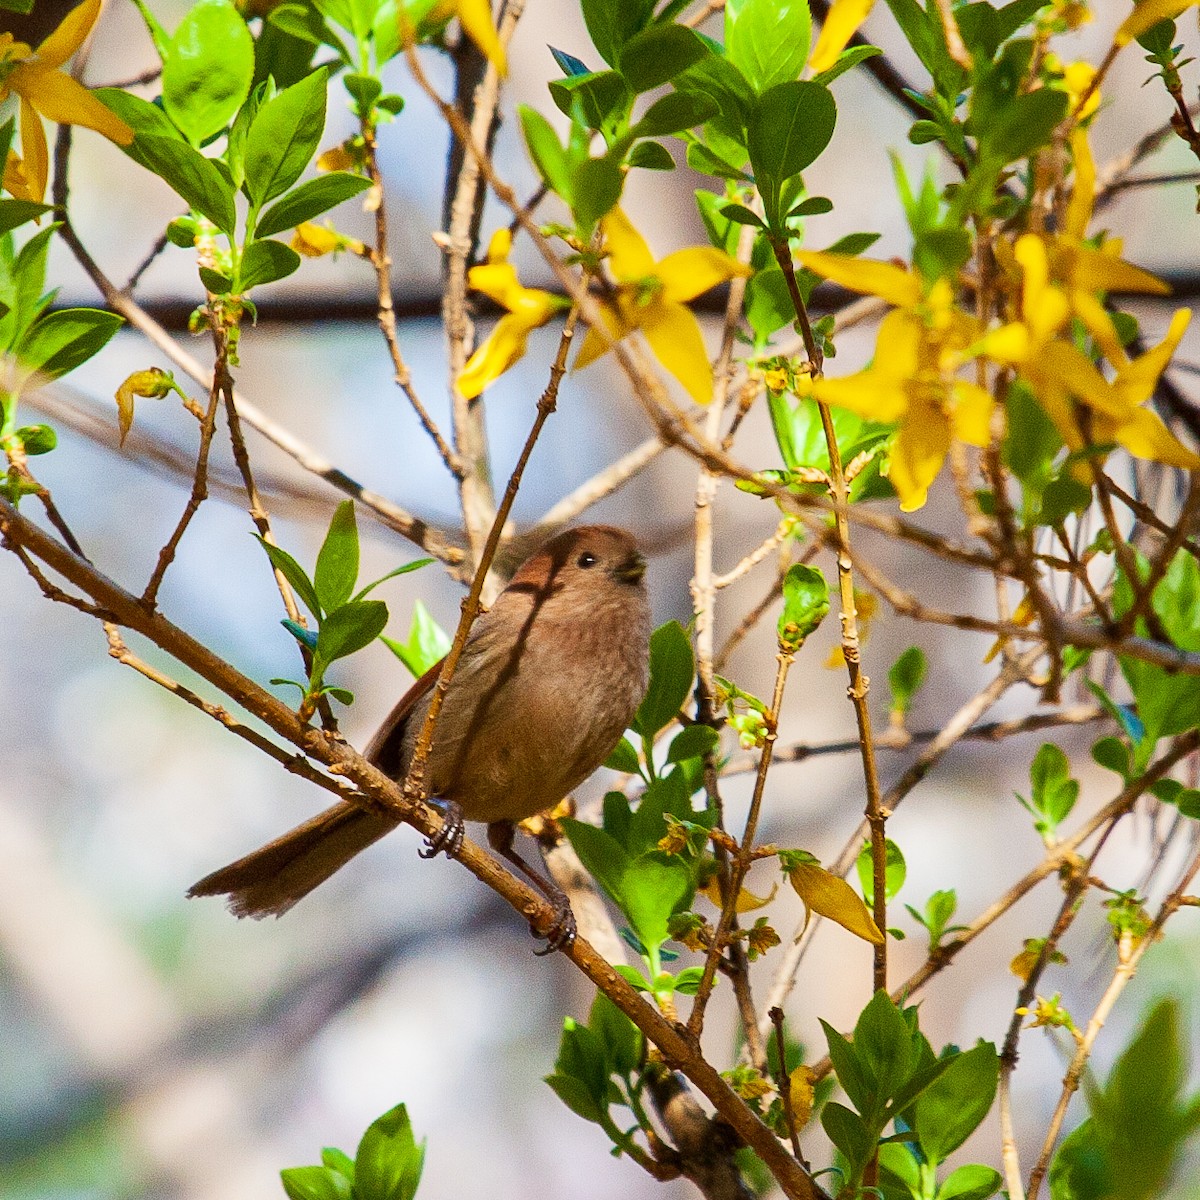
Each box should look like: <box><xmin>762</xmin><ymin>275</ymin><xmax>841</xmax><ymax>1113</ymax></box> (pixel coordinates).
<box><xmin>363</xmin><ymin>654</ymin><xmax>445</xmax><ymax>776</ymax></box>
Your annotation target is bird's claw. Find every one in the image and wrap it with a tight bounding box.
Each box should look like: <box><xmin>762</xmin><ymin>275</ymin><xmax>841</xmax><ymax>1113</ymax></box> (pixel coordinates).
<box><xmin>419</xmin><ymin>801</ymin><xmax>465</xmax><ymax>859</ymax></box>
<box><xmin>532</xmin><ymin>893</ymin><xmax>577</xmax><ymax>955</ymax></box>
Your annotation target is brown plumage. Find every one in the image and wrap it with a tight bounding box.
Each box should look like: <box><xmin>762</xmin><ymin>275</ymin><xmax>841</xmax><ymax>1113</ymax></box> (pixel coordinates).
<box><xmin>188</xmin><ymin>526</ymin><xmax>651</xmax><ymax>920</ymax></box>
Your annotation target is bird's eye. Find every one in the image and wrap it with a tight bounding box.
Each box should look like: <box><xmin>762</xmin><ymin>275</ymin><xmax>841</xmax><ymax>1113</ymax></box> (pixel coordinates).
<box><xmin>577</xmin><ymin>551</ymin><xmax>598</xmax><ymax>569</ymax></box>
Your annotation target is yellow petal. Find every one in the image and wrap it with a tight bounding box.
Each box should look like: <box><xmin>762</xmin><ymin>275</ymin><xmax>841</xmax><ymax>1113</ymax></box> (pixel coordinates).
<box><xmin>485</xmin><ymin>226</ymin><xmax>513</xmax><ymax>264</ymax></box>
<box><xmin>811</xmin><ymin>373</ymin><xmax>908</xmax><ymax>422</ymax></box>
<box><xmin>457</xmin><ymin>313</ymin><xmax>534</xmax><ymax>398</ymax></box>
<box><xmin>574</xmin><ymin>302</ymin><xmax>628</xmax><ymax>370</ymax></box>
<box><xmin>657</xmin><ymin>246</ymin><xmax>752</xmax><ymax>304</ymax></box>
<box><xmin>1108</xmin><ymin>406</ymin><xmax>1200</xmax><ymax>469</ymax></box>
<box><xmin>809</xmin><ymin>0</ymin><xmax>876</xmax><ymax>73</ymax></box>
<box><xmin>1064</xmin><ymin>127</ymin><xmax>1095</xmax><ymax>241</ymax></box>
<box><xmin>795</xmin><ymin>250</ymin><xmax>923</xmax><ymax>307</ymax></box>
<box><xmin>1116</xmin><ymin>0</ymin><xmax>1198</xmax><ymax>46</ymax></box>
<box><xmin>1063</xmin><ymin>244</ymin><xmax>1171</xmax><ymax>296</ymax></box>
<box><xmin>18</xmin><ymin>97</ymin><xmax>47</xmax><ymax>204</ymax></box>
<box><xmin>950</xmin><ymin>381</ymin><xmax>993</xmax><ymax>446</ymax></box>
<box><xmin>601</xmin><ymin>207</ymin><xmax>656</xmax><ymax>281</ymax></box>
<box><xmin>10</xmin><ymin>64</ymin><xmax>132</xmax><ymax>144</ymax></box>
<box><xmin>35</xmin><ymin>0</ymin><xmax>101</xmax><ymax>67</ymax></box>
<box><xmin>454</xmin><ymin>0</ymin><xmax>506</xmax><ymax>74</ymax></box>
<box><xmin>1114</xmin><ymin>308</ymin><xmax>1191</xmax><ymax>405</ymax></box>
<box><xmin>1071</xmin><ymin>288</ymin><xmax>1128</xmax><ymax>370</ymax></box>
<box><xmin>789</xmin><ymin>1065</ymin><xmax>816</xmax><ymax>1129</ymax></box>
<box><xmin>2</xmin><ymin>150</ymin><xmax>37</xmax><ymax>202</ymax></box>
<box><xmin>787</xmin><ymin>863</ymin><xmax>884</xmax><ymax>944</ymax></box>
<box><xmin>291</xmin><ymin>222</ymin><xmax>341</xmax><ymax>256</ymax></box>
<box><xmin>976</xmin><ymin>322</ymin><xmax>1030</xmax><ymax>364</ymax></box>
<box><xmin>467</xmin><ymin>260</ymin><xmax>525</xmax><ymax>310</ymax></box>
<box><xmin>1015</xmin><ymin>235</ymin><xmax>1069</xmax><ymax>341</ymax></box>
<box><xmin>641</xmin><ymin>300</ymin><xmax>714</xmax><ymax>404</ymax></box>
<box><xmin>886</xmin><ymin>398</ymin><xmax>951</xmax><ymax>512</ymax></box>
<box><xmin>700</xmin><ymin>876</ymin><xmax>778</xmax><ymax>912</ymax></box>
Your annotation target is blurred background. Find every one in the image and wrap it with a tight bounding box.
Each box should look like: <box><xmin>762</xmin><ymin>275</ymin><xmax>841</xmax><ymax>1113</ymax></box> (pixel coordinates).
<box><xmin>3</xmin><ymin>1</ymin><xmax>1200</xmax><ymax>1197</ymax></box>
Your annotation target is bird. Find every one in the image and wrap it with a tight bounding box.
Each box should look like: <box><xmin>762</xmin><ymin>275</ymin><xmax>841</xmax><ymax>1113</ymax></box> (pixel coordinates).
<box><xmin>188</xmin><ymin>525</ymin><xmax>652</xmax><ymax>949</ymax></box>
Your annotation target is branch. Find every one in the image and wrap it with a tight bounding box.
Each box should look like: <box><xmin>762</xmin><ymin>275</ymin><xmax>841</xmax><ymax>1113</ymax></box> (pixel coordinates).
<box><xmin>0</xmin><ymin>494</ymin><xmax>828</xmax><ymax>1200</ymax></box>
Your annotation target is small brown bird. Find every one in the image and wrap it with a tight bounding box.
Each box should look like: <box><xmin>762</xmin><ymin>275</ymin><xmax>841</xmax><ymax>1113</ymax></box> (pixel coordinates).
<box><xmin>189</xmin><ymin>525</ymin><xmax>651</xmax><ymax>945</ymax></box>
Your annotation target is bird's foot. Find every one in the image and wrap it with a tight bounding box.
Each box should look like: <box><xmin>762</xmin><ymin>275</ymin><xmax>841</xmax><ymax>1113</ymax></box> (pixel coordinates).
<box><xmin>486</xmin><ymin>820</ymin><xmax>576</xmax><ymax>954</ymax></box>
<box><xmin>419</xmin><ymin>800</ymin><xmax>465</xmax><ymax>859</ymax></box>
<box><xmin>532</xmin><ymin>891</ymin><xmax>577</xmax><ymax>955</ymax></box>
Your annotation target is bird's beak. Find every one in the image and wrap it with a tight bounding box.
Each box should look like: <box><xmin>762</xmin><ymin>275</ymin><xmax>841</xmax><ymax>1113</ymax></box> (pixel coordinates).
<box><xmin>615</xmin><ymin>552</ymin><xmax>647</xmax><ymax>584</ymax></box>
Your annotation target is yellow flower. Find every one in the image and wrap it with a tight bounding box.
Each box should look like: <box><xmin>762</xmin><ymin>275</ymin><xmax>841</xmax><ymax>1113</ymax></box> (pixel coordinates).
<box><xmin>575</xmin><ymin>208</ymin><xmax>752</xmax><ymax>405</ymax></box>
<box><xmin>290</xmin><ymin>222</ymin><xmax>364</xmax><ymax>257</ymax></box>
<box><xmin>989</xmin><ymin>234</ymin><xmax>1199</xmax><ymax>470</ymax></box>
<box><xmin>458</xmin><ymin>228</ymin><xmax>568</xmax><ymax>399</ymax></box>
<box><xmin>1046</xmin><ymin>56</ymin><xmax>1101</xmax><ymax>122</ymax></box>
<box><xmin>0</xmin><ymin>0</ymin><xmax>132</xmax><ymax>203</ymax></box>
<box><xmin>796</xmin><ymin>254</ymin><xmax>993</xmax><ymax>511</ymax></box>
<box><xmin>809</xmin><ymin>0</ymin><xmax>876</xmax><ymax>73</ymax></box>
<box><xmin>2</xmin><ymin>149</ymin><xmax>37</xmax><ymax>202</ymax></box>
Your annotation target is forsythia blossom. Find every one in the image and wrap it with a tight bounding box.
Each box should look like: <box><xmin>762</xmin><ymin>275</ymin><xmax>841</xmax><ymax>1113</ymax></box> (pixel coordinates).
<box><xmin>575</xmin><ymin>208</ymin><xmax>751</xmax><ymax>405</ymax></box>
<box><xmin>0</xmin><ymin>0</ymin><xmax>132</xmax><ymax>203</ymax></box>
<box><xmin>457</xmin><ymin>229</ymin><xmax>568</xmax><ymax>399</ymax></box>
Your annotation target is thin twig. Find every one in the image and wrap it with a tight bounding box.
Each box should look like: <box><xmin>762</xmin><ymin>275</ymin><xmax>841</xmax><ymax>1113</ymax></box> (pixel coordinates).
<box><xmin>363</xmin><ymin>115</ymin><xmax>463</xmax><ymax>478</ymax></box>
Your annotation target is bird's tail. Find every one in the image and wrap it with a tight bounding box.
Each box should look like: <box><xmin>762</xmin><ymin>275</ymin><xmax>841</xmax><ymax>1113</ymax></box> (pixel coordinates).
<box><xmin>187</xmin><ymin>802</ymin><xmax>396</xmax><ymax>919</ymax></box>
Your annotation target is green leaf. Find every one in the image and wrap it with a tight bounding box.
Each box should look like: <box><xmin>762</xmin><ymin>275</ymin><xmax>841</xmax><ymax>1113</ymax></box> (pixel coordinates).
<box><xmin>938</xmin><ymin>1164</ymin><xmax>1003</xmax><ymax>1200</ymax></box>
<box><xmin>720</xmin><ymin>202</ymin><xmax>766</xmax><ymax>228</ymax></box>
<box><xmin>621</xmin><ymin>854</ymin><xmax>694</xmax><ymax>954</ymax></box>
<box><xmin>259</xmin><ymin>538</ymin><xmax>322</xmax><ymax>618</ymax></box>
<box><xmin>604</xmin><ymin>736</ymin><xmax>641</xmax><ymax>774</ymax></box>
<box><xmin>1091</xmin><ymin>735</ymin><xmax>1131</xmax><ymax>779</ymax></box>
<box><xmin>344</xmin><ymin>72</ymin><xmax>382</xmax><ymax>113</ymax></box>
<box><xmin>627</xmin><ymin>141</ymin><xmax>676</xmax><ymax>170</ymax></box>
<box><xmin>354</xmin><ymin>1103</ymin><xmax>425</xmax><ymax>1200</ymax></box>
<box><xmin>1029</xmin><ymin>742</ymin><xmax>1079</xmax><ymax>832</ymax></box>
<box><xmin>199</xmin><ymin>266</ymin><xmax>233</xmax><ymax>294</ymax></box>
<box><xmin>811</xmin><ymin>44</ymin><xmax>884</xmax><ymax>88</ymax></box>
<box><xmin>321</xmin><ymin>1148</ymin><xmax>354</xmax><ymax>1182</ymax></box>
<box><xmin>15</xmin><ymin>310</ymin><xmax>123</xmax><ymax>387</ymax></box>
<box><xmin>788</xmin><ymin>196</ymin><xmax>833</xmax><ymax>218</ymax></box>
<box><xmin>381</xmin><ymin>598</ymin><xmax>450</xmax><ymax>677</ymax></box>
<box><xmin>676</xmin><ymin>54</ymin><xmax>756</xmax><ymax>139</ymax></box>
<box><xmin>589</xmin><ymin>990</ymin><xmax>642</xmax><ymax>1077</ymax></box>
<box><xmin>239</xmin><ymin>238</ymin><xmax>302</xmax><ymax>290</ymax></box>
<box><xmin>280</xmin><ymin>1165</ymin><xmax>353</xmax><ymax>1200</ymax></box>
<box><xmin>822</xmin><ymin>1102</ymin><xmax>874</xmax><ymax>1178</ymax></box>
<box><xmin>353</xmin><ymin>558</ymin><xmax>434</xmax><ymax>602</ymax></box>
<box><xmin>14</xmin><ymin>424</ymin><xmax>56</xmax><ymax>455</ymax></box>
<box><xmin>631</xmin><ymin>91</ymin><xmax>718</xmax><ymax>138</ymax></box>
<box><xmin>913</xmin><ymin>1043</ymin><xmax>999</xmax><ymax>1166</ymax></box>
<box><xmin>725</xmin><ymin>0</ymin><xmax>811</xmax><ymax>93</ymax></box>
<box><xmin>314</xmin><ymin>499</ymin><xmax>359</xmax><ymax>612</ymax></box>
<box><xmin>581</xmin><ymin>0</ymin><xmax>655</xmax><ymax>66</ymax></box>
<box><xmin>632</xmin><ymin>620</ymin><xmax>695</xmax><ymax>737</ymax></box>
<box><xmin>748</xmin><ymin>81</ymin><xmax>837</xmax><ymax>185</ymax></box>
<box><xmin>853</xmin><ymin>990</ymin><xmax>916</xmax><ymax>1119</ymax></box>
<box><xmin>888</xmin><ymin>645</ymin><xmax>927</xmax><ymax>714</ymax></box>
<box><xmin>314</xmin><ymin>601</ymin><xmax>388</xmax><ymax>671</ymax></box>
<box><xmin>856</xmin><ymin>838</ymin><xmax>906</xmax><ymax>907</ymax></box>
<box><xmin>618</xmin><ymin>24</ymin><xmax>709</xmax><ymax>93</ymax></box>
<box><xmin>519</xmin><ymin>105</ymin><xmax>573</xmax><ymax>202</ymax></box>
<box><xmin>255</xmin><ymin>172</ymin><xmax>372</xmax><ymax>237</ymax></box>
<box><xmin>162</xmin><ymin>0</ymin><xmax>254</xmax><ymax>145</ymax></box>
<box><xmin>561</xmin><ymin>819</ymin><xmax>630</xmax><ymax>906</ymax></box>
<box><xmin>549</xmin><ymin>70</ymin><xmax>632</xmax><ymax>138</ymax></box>
<box><xmin>0</xmin><ymin>200</ymin><xmax>51</xmax><ymax>235</ymax></box>
<box><xmin>135</xmin><ymin>133</ymin><xmax>238</xmax><ymax>234</ymax></box>
<box><xmin>244</xmin><ymin>67</ymin><xmax>329</xmax><ymax>206</ymax></box>
<box><xmin>572</xmin><ymin>156</ymin><xmax>625</xmax><ymax>231</ymax></box>
<box><xmin>778</xmin><ymin>563</ymin><xmax>829</xmax><ymax>649</ymax></box>
<box><xmin>666</xmin><ymin>724</ymin><xmax>719</xmax><ymax>764</ymax></box>
<box><xmin>545</xmin><ymin>1070</ymin><xmax>605</xmax><ymax>1122</ymax></box>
